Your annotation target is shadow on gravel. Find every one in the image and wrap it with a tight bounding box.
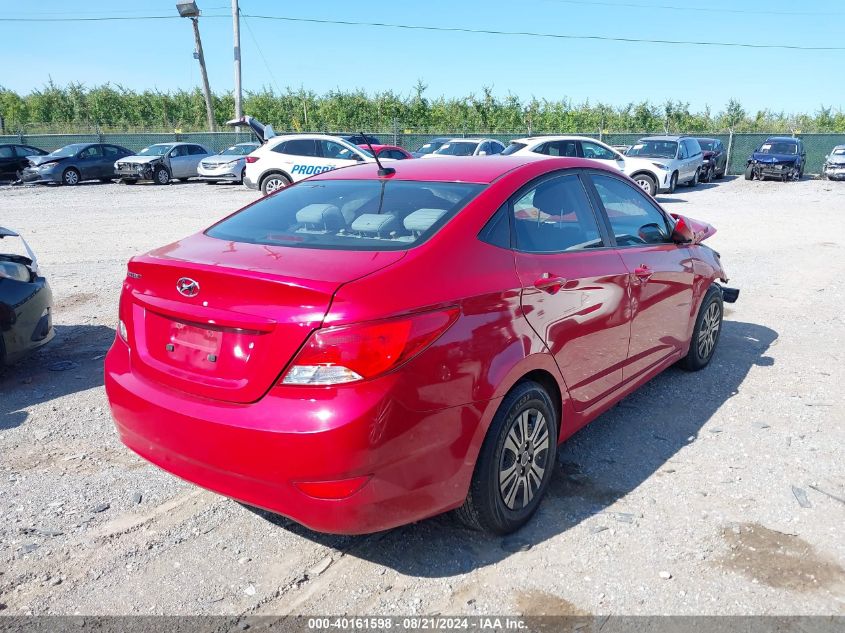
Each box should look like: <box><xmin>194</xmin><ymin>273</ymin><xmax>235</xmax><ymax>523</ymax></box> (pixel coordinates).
<box><xmin>0</xmin><ymin>324</ymin><xmax>114</xmax><ymax>430</ymax></box>
<box><xmin>249</xmin><ymin>319</ymin><xmax>778</xmax><ymax>578</ymax></box>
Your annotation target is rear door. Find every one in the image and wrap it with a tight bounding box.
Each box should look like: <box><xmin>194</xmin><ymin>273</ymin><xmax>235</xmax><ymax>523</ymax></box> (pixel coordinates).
<box><xmin>0</xmin><ymin>145</ymin><xmax>14</xmax><ymax>179</ymax></box>
<box><xmin>586</xmin><ymin>172</ymin><xmax>695</xmax><ymax>382</ymax></box>
<box><xmin>510</xmin><ymin>171</ymin><xmax>632</xmax><ymax>411</ymax></box>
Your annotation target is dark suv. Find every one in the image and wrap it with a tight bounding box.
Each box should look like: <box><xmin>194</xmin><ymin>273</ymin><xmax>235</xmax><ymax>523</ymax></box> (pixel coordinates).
<box><xmin>745</xmin><ymin>137</ymin><xmax>805</xmax><ymax>181</ymax></box>
<box><xmin>694</xmin><ymin>138</ymin><xmax>727</xmax><ymax>182</ymax></box>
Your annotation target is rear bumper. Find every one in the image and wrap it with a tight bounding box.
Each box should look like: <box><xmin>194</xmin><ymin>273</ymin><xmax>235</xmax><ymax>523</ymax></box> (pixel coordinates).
<box><xmin>1</xmin><ymin>278</ymin><xmax>54</xmax><ymax>364</ymax></box>
<box><xmin>105</xmin><ymin>338</ymin><xmax>480</xmax><ymax>534</ymax></box>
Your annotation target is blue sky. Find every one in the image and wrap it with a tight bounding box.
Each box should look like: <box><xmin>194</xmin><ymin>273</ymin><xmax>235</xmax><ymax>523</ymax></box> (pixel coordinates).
<box><xmin>1</xmin><ymin>0</ymin><xmax>842</xmax><ymax>114</ymax></box>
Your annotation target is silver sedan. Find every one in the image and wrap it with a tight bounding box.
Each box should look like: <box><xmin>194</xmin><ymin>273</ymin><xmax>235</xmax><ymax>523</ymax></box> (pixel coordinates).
<box><xmin>197</xmin><ymin>142</ymin><xmax>260</xmax><ymax>184</ymax></box>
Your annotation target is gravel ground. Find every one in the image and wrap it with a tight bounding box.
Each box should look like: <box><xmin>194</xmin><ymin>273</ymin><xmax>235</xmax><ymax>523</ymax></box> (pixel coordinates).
<box><xmin>1</xmin><ymin>176</ymin><xmax>843</xmax><ymax>616</ymax></box>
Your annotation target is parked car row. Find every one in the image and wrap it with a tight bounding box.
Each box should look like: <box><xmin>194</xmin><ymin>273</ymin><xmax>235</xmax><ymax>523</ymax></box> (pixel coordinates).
<box><xmin>2</xmin><ymin>131</ymin><xmax>839</xmax><ymax>193</ymax></box>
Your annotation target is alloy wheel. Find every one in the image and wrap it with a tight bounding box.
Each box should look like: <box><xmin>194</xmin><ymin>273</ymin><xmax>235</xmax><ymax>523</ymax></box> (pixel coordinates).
<box><xmin>265</xmin><ymin>177</ymin><xmax>287</xmax><ymax>194</ymax></box>
<box><xmin>498</xmin><ymin>408</ymin><xmax>551</xmax><ymax>511</ymax></box>
<box><xmin>635</xmin><ymin>177</ymin><xmax>653</xmax><ymax>195</ymax></box>
<box><xmin>697</xmin><ymin>301</ymin><xmax>721</xmax><ymax>360</ymax></box>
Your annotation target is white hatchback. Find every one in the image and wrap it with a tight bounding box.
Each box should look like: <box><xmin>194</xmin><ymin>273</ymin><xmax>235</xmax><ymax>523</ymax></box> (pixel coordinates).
<box><xmin>243</xmin><ymin>134</ymin><xmax>377</xmax><ymax>195</ymax></box>
<box><xmin>502</xmin><ymin>135</ymin><xmax>670</xmax><ymax>197</ymax></box>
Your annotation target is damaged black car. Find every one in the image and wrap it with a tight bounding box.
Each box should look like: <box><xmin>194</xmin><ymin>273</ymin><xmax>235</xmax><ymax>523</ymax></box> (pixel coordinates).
<box><xmin>0</xmin><ymin>227</ymin><xmax>54</xmax><ymax>365</ymax></box>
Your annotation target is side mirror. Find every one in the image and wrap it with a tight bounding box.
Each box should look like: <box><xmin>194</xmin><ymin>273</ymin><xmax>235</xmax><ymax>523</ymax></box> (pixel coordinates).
<box><xmin>478</xmin><ymin>151</ymin><xmax>488</xmax><ymax>156</ymax></box>
<box><xmin>353</xmin><ymin>153</ymin><xmax>365</xmax><ymax>161</ymax></box>
<box><xmin>670</xmin><ymin>215</ymin><xmax>695</xmax><ymax>243</ymax></box>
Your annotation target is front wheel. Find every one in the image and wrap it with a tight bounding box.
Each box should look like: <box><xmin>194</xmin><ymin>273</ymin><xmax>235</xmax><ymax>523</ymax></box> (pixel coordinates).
<box><xmin>633</xmin><ymin>173</ymin><xmax>657</xmax><ymax>197</ymax></box>
<box><xmin>153</xmin><ymin>165</ymin><xmax>170</xmax><ymax>185</ymax></box>
<box><xmin>455</xmin><ymin>380</ymin><xmax>557</xmax><ymax>535</ymax></box>
<box><xmin>744</xmin><ymin>165</ymin><xmax>754</xmax><ymax>180</ymax></box>
<box><xmin>680</xmin><ymin>285</ymin><xmax>724</xmax><ymax>371</ymax></box>
<box><xmin>668</xmin><ymin>172</ymin><xmax>678</xmax><ymax>193</ymax></box>
<box><xmin>62</xmin><ymin>168</ymin><xmax>80</xmax><ymax>186</ymax></box>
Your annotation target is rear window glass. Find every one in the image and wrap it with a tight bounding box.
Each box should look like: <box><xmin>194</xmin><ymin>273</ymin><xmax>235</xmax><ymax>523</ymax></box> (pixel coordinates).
<box><xmin>502</xmin><ymin>142</ymin><xmax>527</xmax><ymax>155</ymax></box>
<box><xmin>206</xmin><ymin>180</ymin><xmax>485</xmax><ymax>251</ymax></box>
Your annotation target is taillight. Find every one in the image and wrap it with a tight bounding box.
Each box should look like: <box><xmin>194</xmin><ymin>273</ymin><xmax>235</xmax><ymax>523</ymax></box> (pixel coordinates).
<box><xmin>245</xmin><ymin>156</ymin><xmax>260</xmax><ymax>163</ymax></box>
<box><xmin>280</xmin><ymin>307</ymin><xmax>459</xmax><ymax>386</ymax></box>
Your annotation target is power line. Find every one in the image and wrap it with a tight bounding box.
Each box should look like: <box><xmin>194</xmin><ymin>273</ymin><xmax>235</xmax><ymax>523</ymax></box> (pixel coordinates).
<box><xmin>2</xmin><ymin>12</ymin><xmax>843</xmax><ymax>51</ymax></box>
<box><xmin>238</xmin><ymin>14</ymin><xmax>845</xmax><ymax>51</ymax></box>
<box><xmin>546</xmin><ymin>0</ymin><xmax>845</xmax><ymax>17</ymax></box>
<box><xmin>240</xmin><ymin>12</ymin><xmax>283</xmax><ymax>95</ymax></box>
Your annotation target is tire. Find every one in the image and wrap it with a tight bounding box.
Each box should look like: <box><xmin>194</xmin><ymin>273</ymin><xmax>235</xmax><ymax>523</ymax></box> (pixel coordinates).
<box><xmin>679</xmin><ymin>285</ymin><xmax>724</xmax><ymax>371</ymax></box>
<box><xmin>632</xmin><ymin>173</ymin><xmax>657</xmax><ymax>197</ymax></box>
<box><xmin>260</xmin><ymin>172</ymin><xmax>291</xmax><ymax>196</ymax></box>
<box><xmin>687</xmin><ymin>168</ymin><xmax>699</xmax><ymax>187</ymax></box>
<box><xmin>715</xmin><ymin>164</ymin><xmax>726</xmax><ymax>179</ymax></box>
<box><xmin>153</xmin><ymin>165</ymin><xmax>170</xmax><ymax>185</ymax></box>
<box><xmin>61</xmin><ymin>168</ymin><xmax>80</xmax><ymax>186</ymax></box>
<box><xmin>668</xmin><ymin>172</ymin><xmax>678</xmax><ymax>194</ymax></box>
<box><xmin>239</xmin><ymin>167</ymin><xmax>246</xmax><ymax>184</ymax></box>
<box><xmin>704</xmin><ymin>165</ymin><xmax>714</xmax><ymax>183</ymax></box>
<box><xmin>744</xmin><ymin>165</ymin><xmax>754</xmax><ymax>180</ymax></box>
<box><xmin>455</xmin><ymin>380</ymin><xmax>557</xmax><ymax>535</ymax></box>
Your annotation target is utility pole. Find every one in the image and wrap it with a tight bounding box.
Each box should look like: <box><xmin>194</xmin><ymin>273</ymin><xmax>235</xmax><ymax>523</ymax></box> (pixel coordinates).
<box><xmin>232</xmin><ymin>0</ymin><xmax>243</xmax><ymax>119</ymax></box>
<box><xmin>191</xmin><ymin>17</ymin><xmax>216</xmax><ymax>131</ymax></box>
<box><xmin>177</xmin><ymin>2</ymin><xmax>216</xmax><ymax>132</ymax></box>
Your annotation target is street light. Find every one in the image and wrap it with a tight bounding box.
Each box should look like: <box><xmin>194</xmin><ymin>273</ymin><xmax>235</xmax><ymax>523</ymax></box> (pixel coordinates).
<box><xmin>176</xmin><ymin>1</ymin><xmax>216</xmax><ymax>131</ymax></box>
<box><xmin>176</xmin><ymin>1</ymin><xmax>200</xmax><ymax>18</ymax></box>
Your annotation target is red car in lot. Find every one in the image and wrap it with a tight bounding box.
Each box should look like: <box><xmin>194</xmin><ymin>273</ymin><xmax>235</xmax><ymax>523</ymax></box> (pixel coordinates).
<box><xmin>105</xmin><ymin>156</ymin><xmax>738</xmax><ymax>535</ymax></box>
<box><xmin>357</xmin><ymin>144</ymin><xmax>414</xmax><ymax>160</ymax></box>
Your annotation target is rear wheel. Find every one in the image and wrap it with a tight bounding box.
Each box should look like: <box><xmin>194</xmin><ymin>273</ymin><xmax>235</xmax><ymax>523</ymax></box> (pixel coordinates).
<box><xmin>633</xmin><ymin>173</ymin><xmax>657</xmax><ymax>197</ymax></box>
<box><xmin>687</xmin><ymin>168</ymin><xmax>700</xmax><ymax>187</ymax></box>
<box><xmin>153</xmin><ymin>165</ymin><xmax>170</xmax><ymax>185</ymax></box>
<box><xmin>261</xmin><ymin>172</ymin><xmax>291</xmax><ymax>196</ymax></box>
<box><xmin>455</xmin><ymin>380</ymin><xmax>557</xmax><ymax>534</ymax></box>
<box><xmin>62</xmin><ymin>168</ymin><xmax>80</xmax><ymax>186</ymax></box>
<box><xmin>680</xmin><ymin>285</ymin><xmax>723</xmax><ymax>371</ymax></box>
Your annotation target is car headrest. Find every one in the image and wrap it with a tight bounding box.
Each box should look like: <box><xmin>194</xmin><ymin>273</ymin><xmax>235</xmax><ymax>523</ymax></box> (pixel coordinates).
<box><xmin>350</xmin><ymin>213</ymin><xmax>397</xmax><ymax>235</ymax></box>
<box><xmin>532</xmin><ymin>185</ymin><xmax>562</xmax><ymax>214</ymax></box>
<box><xmin>296</xmin><ymin>204</ymin><xmax>344</xmax><ymax>229</ymax></box>
<box><xmin>404</xmin><ymin>208</ymin><xmax>447</xmax><ymax>233</ymax></box>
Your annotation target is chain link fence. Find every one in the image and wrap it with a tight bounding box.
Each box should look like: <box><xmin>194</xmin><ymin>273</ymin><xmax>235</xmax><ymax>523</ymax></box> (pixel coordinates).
<box><xmin>3</xmin><ymin>130</ymin><xmax>844</xmax><ymax>176</ymax></box>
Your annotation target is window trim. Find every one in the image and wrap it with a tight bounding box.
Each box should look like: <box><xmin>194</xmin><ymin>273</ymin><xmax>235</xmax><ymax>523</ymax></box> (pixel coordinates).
<box><xmin>581</xmin><ymin>169</ymin><xmax>677</xmax><ymax>249</ymax></box>
<box><xmin>503</xmin><ymin>169</ymin><xmax>612</xmax><ymax>255</ymax></box>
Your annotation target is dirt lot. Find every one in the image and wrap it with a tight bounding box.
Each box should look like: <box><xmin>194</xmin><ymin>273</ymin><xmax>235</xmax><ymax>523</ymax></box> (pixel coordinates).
<box><xmin>1</xmin><ymin>176</ymin><xmax>844</xmax><ymax>616</ymax></box>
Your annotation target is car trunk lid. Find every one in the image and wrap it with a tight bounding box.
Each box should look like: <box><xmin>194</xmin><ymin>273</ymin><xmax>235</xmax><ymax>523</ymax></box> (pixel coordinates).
<box><xmin>124</xmin><ymin>233</ymin><xmax>404</xmax><ymax>403</ymax></box>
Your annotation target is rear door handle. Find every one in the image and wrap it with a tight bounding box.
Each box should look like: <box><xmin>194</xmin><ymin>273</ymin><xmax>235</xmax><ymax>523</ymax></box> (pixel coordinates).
<box><xmin>634</xmin><ymin>265</ymin><xmax>653</xmax><ymax>283</ymax></box>
<box><xmin>533</xmin><ymin>273</ymin><xmax>567</xmax><ymax>294</ymax></box>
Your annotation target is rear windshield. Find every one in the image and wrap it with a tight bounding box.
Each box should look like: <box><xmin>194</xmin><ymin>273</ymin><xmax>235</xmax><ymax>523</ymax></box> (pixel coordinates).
<box><xmin>206</xmin><ymin>179</ymin><xmax>485</xmax><ymax>251</ymax></box>
<box><xmin>502</xmin><ymin>142</ymin><xmax>528</xmax><ymax>155</ymax></box>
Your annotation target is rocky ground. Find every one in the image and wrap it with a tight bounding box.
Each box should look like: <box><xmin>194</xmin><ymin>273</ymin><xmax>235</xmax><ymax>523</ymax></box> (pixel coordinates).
<box><xmin>0</xmin><ymin>176</ymin><xmax>843</xmax><ymax>616</ymax></box>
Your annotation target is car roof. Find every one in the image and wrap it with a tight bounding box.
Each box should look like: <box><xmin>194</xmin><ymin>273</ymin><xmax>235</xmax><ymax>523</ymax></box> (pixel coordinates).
<box><xmin>265</xmin><ymin>133</ymin><xmax>357</xmax><ymax>144</ymax></box>
<box><xmin>637</xmin><ymin>135</ymin><xmax>685</xmax><ymax>142</ymax></box>
<box><xmin>764</xmin><ymin>136</ymin><xmax>798</xmax><ymax>142</ymax></box>
<box><xmin>695</xmin><ymin>137</ymin><xmax>719</xmax><ymax>142</ymax></box>
<box><xmin>832</xmin><ymin>145</ymin><xmax>845</xmax><ymax>150</ymax></box>
<box><xmin>443</xmin><ymin>138</ymin><xmax>495</xmax><ymax>143</ymax></box>
<box><xmin>309</xmin><ymin>155</ymin><xmax>602</xmax><ymax>184</ymax></box>
<box><xmin>510</xmin><ymin>135</ymin><xmax>604</xmax><ymax>144</ymax></box>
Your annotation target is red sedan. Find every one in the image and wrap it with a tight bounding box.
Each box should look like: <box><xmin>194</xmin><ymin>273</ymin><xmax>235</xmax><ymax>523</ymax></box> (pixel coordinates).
<box><xmin>357</xmin><ymin>144</ymin><xmax>414</xmax><ymax>160</ymax></box>
<box><xmin>105</xmin><ymin>156</ymin><xmax>738</xmax><ymax>535</ymax></box>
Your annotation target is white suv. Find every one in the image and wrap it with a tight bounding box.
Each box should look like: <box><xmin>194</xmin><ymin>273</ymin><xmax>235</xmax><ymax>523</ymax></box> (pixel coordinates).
<box><xmin>502</xmin><ymin>135</ymin><xmax>669</xmax><ymax>196</ymax></box>
<box><xmin>243</xmin><ymin>134</ymin><xmax>377</xmax><ymax>195</ymax></box>
<box><xmin>626</xmin><ymin>136</ymin><xmax>704</xmax><ymax>193</ymax></box>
